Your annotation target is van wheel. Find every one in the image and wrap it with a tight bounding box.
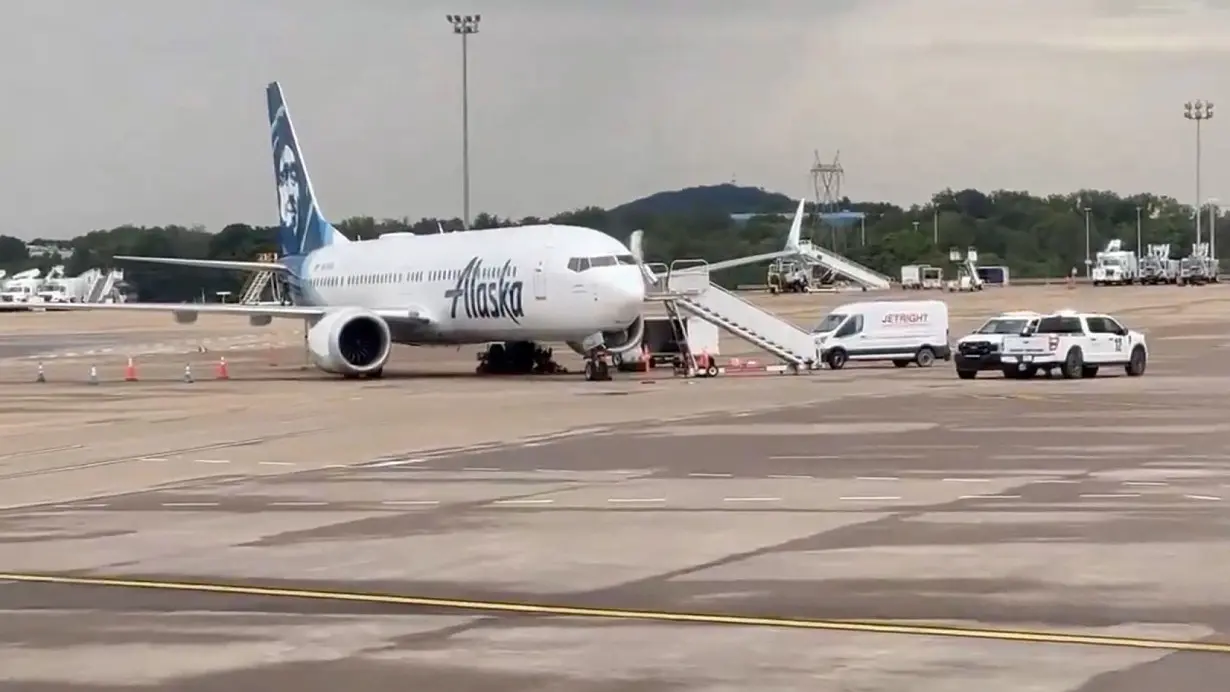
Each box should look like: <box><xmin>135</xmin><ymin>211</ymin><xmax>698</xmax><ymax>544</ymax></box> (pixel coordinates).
<box><xmin>1080</xmin><ymin>365</ymin><xmax>1099</xmax><ymax>378</ymax></box>
<box><xmin>1061</xmin><ymin>347</ymin><xmax>1083</xmax><ymax>379</ymax></box>
<box><xmin>1125</xmin><ymin>346</ymin><xmax>1147</xmax><ymax>376</ymax></box>
<box><xmin>915</xmin><ymin>347</ymin><xmax>936</xmax><ymax>368</ymax></box>
<box><xmin>892</xmin><ymin>359</ymin><xmax>910</xmax><ymax>368</ymax></box>
<box><xmin>957</xmin><ymin>369</ymin><xmax>977</xmax><ymax>380</ymax></box>
<box><xmin>826</xmin><ymin>349</ymin><xmax>848</xmax><ymax>370</ymax></box>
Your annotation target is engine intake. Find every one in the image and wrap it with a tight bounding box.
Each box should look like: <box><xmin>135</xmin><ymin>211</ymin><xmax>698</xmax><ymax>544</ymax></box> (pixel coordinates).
<box><xmin>306</xmin><ymin>308</ymin><xmax>392</xmax><ymax>375</ymax></box>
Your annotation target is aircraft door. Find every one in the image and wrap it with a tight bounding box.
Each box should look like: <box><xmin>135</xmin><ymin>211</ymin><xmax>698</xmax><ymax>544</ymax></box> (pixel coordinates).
<box><xmin>533</xmin><ymin>261</ymin><xmax>547</xmax><ymax>300</ymax></box>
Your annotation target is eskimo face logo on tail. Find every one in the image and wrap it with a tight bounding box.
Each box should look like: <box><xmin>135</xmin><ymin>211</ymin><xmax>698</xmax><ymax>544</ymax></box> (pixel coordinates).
<box><xmin>270</xmin><ymin>107</ymin><xmax>308</xmax><ymax>253</ymax></box>
<box><xmin>446</xmin><ymin>258</ymin><xmax>525</xmax><ymax>324</ymax></box>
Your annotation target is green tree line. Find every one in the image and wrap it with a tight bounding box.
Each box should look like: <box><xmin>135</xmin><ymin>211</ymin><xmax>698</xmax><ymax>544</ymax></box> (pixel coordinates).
<box><xmin>0</xmin><ymin>187</ymin><xmax>1218</xmax><ymax>301</ymax></box>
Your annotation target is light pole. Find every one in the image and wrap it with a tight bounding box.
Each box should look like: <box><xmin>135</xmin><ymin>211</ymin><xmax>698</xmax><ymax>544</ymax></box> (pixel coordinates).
<box><xmin>1208</xmin><ymin>197</ymin><xmax>1218</xmax><ymax>259</ymax></box>
<box><xmin>447</xmin><ymin>13</ymin><xmax>480</xmax><ymax>230</ymax></box>
<box><xmin>1184</xmin><ymin>99</ymin><xmax>1213</xmax><ymax>246</ymax></box>
<box><xmin>1135</xmin><ymin>205</ymin><xmax>1143</xmax><ymax>255</ymax></box>
<box><xmin>1083</xmin><ymin>207</ymin><xmax>1092</xmax><ymax>276</ymax></box>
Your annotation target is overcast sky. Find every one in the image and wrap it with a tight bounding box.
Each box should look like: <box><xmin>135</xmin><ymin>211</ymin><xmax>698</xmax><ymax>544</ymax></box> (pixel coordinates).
<box><xmin>3</xmin><ymin>0</ymin><xmax>1230</xmax><ymax>238</ymax></box>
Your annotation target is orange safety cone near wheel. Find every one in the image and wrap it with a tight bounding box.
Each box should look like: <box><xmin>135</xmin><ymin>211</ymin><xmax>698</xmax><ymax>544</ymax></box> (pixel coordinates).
<box><xmin>641</xmin><ymin>343</ymin><xmax>652</xmax><ymax>371</ymax></box>
<box><xmin>124</xmin><ymin>357</ymin><xmax>138</xmax><ymax>382</ymax></box>
<box><xmin>216</xmin><ymin>356</ymin><xmax>230</xmax><ymax>380</ymax></box>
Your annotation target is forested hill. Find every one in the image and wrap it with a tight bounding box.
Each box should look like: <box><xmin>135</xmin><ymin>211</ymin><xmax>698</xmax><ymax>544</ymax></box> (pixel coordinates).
<box><xmin>0</xmin><ymin>185</ymin><xmax>1214</xmax><ymax>301</ymax></box>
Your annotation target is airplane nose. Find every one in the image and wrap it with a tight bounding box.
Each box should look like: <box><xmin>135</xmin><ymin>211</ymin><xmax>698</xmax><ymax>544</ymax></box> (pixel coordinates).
<box><xmin>605</xmin><ymin>272</ymin><xmax>646</xmax><ymax>317</ymax></box>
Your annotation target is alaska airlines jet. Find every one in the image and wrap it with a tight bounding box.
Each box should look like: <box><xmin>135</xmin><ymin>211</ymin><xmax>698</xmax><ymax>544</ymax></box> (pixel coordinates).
<box><xmin>43</xmin><ymin>82</ymin><xmax>648</xmax><ymax>381</ymax></box>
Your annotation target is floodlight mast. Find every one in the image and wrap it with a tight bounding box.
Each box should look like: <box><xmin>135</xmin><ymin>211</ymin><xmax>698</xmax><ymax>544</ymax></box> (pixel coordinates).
<box><xmin>447</xmin><ymin>14</ymin><xmax>481</xmax><ymax>230</ymax></box>
<box><xmin>1184</xmin><ymin>99</ymin><xmax>1214</xmax><ymax>246</ymax></box>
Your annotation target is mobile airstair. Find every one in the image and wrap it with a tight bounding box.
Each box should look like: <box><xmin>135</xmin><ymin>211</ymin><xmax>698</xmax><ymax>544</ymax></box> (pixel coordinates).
<box><xmin>795</xmin><ymin>239</ymin><xmax>892</xmax><ymax>290</ymax></box>
<box><xmin>239</xmin><ymin>271</ymin><xmax>274</xmax><ymax>304</ymax></box>
<box><xmin>85</xmin><ymin>269</ymin><xmax>122</xmax><ymax>302</ymax></box>
<box><xmin>644</xmin><ymin>259</ymin><xmax>818</xmax><ymax>371</ymax></box>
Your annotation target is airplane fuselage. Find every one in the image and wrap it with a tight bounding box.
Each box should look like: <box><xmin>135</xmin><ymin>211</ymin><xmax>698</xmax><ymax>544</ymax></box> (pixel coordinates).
<box><xmin>291</xmin><ymin>223</ymin><xmax>646</xmax><ymax>344</ymax></box>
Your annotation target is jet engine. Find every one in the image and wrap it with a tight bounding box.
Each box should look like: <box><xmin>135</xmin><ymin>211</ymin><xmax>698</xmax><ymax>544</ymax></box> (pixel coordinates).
<box><xmin>306</xmin><ymin>307</ymin><xmax>392</xmax><ymax>376</ymax></box>
<box><xmin>566</xmin><ymin>314</ymin><xmax>645</xmax><ymax>356</ymax></box>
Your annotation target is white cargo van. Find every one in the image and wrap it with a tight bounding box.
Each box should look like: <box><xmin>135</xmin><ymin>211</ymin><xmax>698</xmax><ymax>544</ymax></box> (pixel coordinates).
<box><xmin>811</xmin><ymin>299</ymin><xmax>951</xmax><ymax>370</ymax></box>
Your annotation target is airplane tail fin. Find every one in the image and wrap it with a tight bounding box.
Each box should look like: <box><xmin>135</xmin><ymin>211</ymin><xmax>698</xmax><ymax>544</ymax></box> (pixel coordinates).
<box><xmin>266</xmin><ymin>81</ymin><xmax>350</xmax><ymax>258</ymax></box>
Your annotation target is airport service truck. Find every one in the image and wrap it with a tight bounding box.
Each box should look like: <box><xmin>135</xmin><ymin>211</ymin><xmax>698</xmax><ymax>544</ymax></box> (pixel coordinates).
<box><xmin>998</xmin><ymin>310</ymin><xmax>1148</xmax><ymax>380</ymax></box>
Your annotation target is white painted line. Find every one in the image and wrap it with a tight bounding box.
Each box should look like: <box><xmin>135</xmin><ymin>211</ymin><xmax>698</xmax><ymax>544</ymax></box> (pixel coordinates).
<box><xmin>840</xmin><ymin>496</ymin><xmax>901</xmax><ymax>501</ymax></box>
<box><xmin>522</xmin><ymin>442</ymin><xmax>544</xmax><ymax>448</ymax></box>
<box><xmin>370</xmin><ymin>458</ymin><xmax>426</xmax><ymax>468</ymax></box>
<box><xmin>607</xmin><ymin>498</ymin><xmax>665</xmax><ymax>503</ymax></box>
<box><xmin>139</xmin><ymin>457</ymin><xmax>167</xmax><ymax>462</ymax></box>
<box><xmin>1080</xmin><ymin>493</ymin><xmax>1141</xmax><ymax>499</ymax></box>
<box><xmin>464</xmin><ymin>467</ymin><xmax>500</xmax><ymax>472</ymax></box>
<box><xmin>857</xmin><ymin>476</ymin><xmax>898</xmax><ymax>482</ymax></box>
<box><xmin>1124</xmin><ymin>481</ymin><xmax>1167</xmax><ymax>487</ymax></box>
<box><xmin>193</xmin><ymin>459</ymin><xmax>230</xmax><ymax>464</ymax></box>
<box><xmin>769</xmin><ymin>474</ymin><xmax>813</xmax><ymax>480</ymax></box>
<box><xmin>690</xmin><ymin>472</ymin><xmax>733</xmax><ymax>478</ymax></box>
<box><xmin>259</xmin><ymin>461</ymin><xmax>295</xmax><ymax>466</ymax></box>
<box><xmin>381</xmin><ymin>500</ymin><xmax>439</xmax><ymax>506</ymax></box>
<box><xmin>269</xmin><ymin>501</ymin><xmax>328</xmax><ymax>507</ymax></box>
<box><xmin>535</xmin><ymin>469</ymin><xmax>573</xmax><ymax>474</ymax></box>
<box><xmin>1034</xmin><ymin>479</ymin><xmax>1079</xmax><ymax>484</ymax></box>
<box><xmin>493</xmin><ymin>498</ymin><xmax>554</xmax><ymax>505</ymax></box>
<box><xmin>161</xmin><ymin>502</ymin><xmax>218</xmax><ymax>507</ymax></box>
<box><xmin>722</xmin><ymin>497</ymin><xmax>780</xmax><ymax>502</ymax></box>
<box><xmin>943</xmin><ymin>477</ymin><xmax>989</xmax><ymax>483</ymax></box>
<box><xmin>770</xmin><ymin>455</ymin><xmax>839</xmax><ymax>460</ymax></box>
<box><xmin>52</xmin><ymin>503</ymin><xmax>108</xmax><ymax>509</ymax></box>
<box><xmin>959</xmin><ymin>494</ymin><xmax>1021</xmax><ymax>500</ymax></box>
<box><xmin>1185</xmin><ymin>494</ymin><xmax>1222</xmax><ymax>501</ymax></box>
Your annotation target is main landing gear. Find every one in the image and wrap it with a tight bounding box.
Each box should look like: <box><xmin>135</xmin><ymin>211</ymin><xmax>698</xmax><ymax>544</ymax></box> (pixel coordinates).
<box><xmin>476</xmin><ymin>341</ymin><xmax>566</xmax><ymax>375</ymax></box>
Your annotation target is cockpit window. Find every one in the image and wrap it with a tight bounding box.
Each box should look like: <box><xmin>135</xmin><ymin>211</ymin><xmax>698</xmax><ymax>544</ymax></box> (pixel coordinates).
<box><xmin>568</xmin><ymin>255</ymin><xmax>627</xmax><ymax>272</ymax></box>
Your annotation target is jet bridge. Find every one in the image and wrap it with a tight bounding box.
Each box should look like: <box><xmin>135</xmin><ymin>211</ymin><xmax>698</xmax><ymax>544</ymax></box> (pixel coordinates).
<box><xmin>645</xmin><ymin>260</ymin><xmax>818</xmax><ymax>370</ymax></box>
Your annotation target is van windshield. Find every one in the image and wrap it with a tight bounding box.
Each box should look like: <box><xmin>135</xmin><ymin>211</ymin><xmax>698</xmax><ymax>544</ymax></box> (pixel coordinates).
<box><xmin>976</xmin><ymin>318</ymin><xmax>1032</xmax><ymax>335</ymax></box>
<box><xmin>811</xmin><ymin>313</ymin><xmax>846</xmax><ymax>333</ymax></box>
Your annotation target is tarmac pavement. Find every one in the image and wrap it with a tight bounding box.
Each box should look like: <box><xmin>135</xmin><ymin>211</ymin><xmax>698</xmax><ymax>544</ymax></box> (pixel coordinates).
<box><xmin>2</xmin><ymin>286</ymin><xmax>1230</xmax><ymax>690</ymax></box>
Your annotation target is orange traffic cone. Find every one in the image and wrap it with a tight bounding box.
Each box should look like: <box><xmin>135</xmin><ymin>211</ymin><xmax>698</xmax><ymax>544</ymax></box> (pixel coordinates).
<box><xmin>216</xmin><ymin>356</ymin><xmax>230</xmax><ymax>380</ymax></box>
<box><xmin>640</xmin><ymin>343</ymin><xmax>651</xmax><ymax>372</ymax></box>
<box><xmin>124</xmin><ymin>357</ymin><xmax>138</xmax><ymax>382</ymax></box>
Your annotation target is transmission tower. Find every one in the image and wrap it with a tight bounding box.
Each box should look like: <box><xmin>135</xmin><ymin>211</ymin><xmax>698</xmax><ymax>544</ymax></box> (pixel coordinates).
<box><xmin>810</xmin><ymin>150</ymin><xmax>844</xmax><ymax>249</ymax></box>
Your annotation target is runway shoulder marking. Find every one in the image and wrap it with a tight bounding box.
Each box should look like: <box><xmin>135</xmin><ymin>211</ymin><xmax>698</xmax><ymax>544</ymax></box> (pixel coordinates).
<box><xmin>1</xmin><ymin>573</ymin><xmax>1228</xmax><ymax>655</ymax></box>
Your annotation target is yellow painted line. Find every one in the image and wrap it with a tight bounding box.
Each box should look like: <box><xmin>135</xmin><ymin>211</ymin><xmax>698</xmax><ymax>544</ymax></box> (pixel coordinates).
<box><xmin>2</xmin><ymin>572</ymin><xmax>1229</xmax><ymax>655</ymax></box>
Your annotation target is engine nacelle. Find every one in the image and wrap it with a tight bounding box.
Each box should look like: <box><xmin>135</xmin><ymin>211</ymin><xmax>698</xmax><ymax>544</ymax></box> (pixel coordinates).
<box><xmin>307</xmin><ymin>307</ymin><xmax>393</xmax><ymax>375</ymax></box>
<box><xmin>566</xmin><ymin>314</ymin><xmax>645</xmax><ymax>356</ymax></box>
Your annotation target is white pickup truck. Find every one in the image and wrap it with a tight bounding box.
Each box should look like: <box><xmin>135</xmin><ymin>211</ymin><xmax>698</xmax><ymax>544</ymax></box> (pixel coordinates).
<box><xmin>998</xmin><ymin>311</ymin><xmax>1148</xmax><ymax>379</ymax></box>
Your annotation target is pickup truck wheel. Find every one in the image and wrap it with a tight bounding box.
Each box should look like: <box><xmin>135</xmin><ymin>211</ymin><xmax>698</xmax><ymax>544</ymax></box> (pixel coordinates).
<box><xmin>1125</xmin><ymin>346</ymin><xmax>1147</xmax><ymax>376</ymax></box>
<box><xmin>1061</xmin><ymin>347</ymin><xmax>1083</xmax><ymax>379</ymax></box>
<box><xmin>1001</xmin><ymin>367</ymin><xmax>1019</xmax><ymax>379</ymax></box>
<box><xmin>957</xmin><ymin>369</ymin><xmax>977</xmax><ymax>380</ymax></box>
<box><xmin>915</xmin><ymin>347</ymin><xmax>936</xmax><ymax>367</ymax></box>
<box><xmin>892</xmin><ymin>359</ymin><xmax>910</xmax><ymax>368</ymax></box>
<box><xmin>1081</xmin><ymin>365</ymin><xmax>1099</xmax><ymax>378</ymax></box>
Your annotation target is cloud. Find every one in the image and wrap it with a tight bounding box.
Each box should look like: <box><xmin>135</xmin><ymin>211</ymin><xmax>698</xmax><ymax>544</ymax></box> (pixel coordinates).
<box><xmin>0</xmin><ymin>0</ymin><xmax>1227</xmax><ymax>238</ymax></box>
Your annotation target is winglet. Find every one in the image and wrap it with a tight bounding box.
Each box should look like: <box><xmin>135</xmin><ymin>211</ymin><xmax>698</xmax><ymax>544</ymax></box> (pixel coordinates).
<box><xmin>630</xmin><ymin>230</ymin><xmax>645</xmax><ymax>262</ymax></box>
<box><xmin>785</xmin><ymin>198</ymin><xmax>806</xmax><ymax>251</ymax></box>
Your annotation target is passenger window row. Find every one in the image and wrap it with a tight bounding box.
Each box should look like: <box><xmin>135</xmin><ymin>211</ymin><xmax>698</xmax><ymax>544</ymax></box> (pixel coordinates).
<box><xmin>305</xmin><ymin>265</ymin><xmax>518</xmax><ymax>289</ymax></box>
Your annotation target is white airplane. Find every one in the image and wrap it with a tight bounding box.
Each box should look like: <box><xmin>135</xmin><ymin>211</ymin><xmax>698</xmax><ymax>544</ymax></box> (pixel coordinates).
<box><xmin>41</xmin><ymin>82</ymin><xmax>648</xmax><ymax>382</ymax></box>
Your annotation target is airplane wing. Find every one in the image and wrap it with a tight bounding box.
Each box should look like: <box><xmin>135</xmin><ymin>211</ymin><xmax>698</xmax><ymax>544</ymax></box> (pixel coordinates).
<box><xmin>113</xmin><ymin>256</ymin><xmax>288</xmax><ymax>273</ymax></box>
<box><xmin>633</xmin><ymin>198</ymin><xmax>807</xmax><ymax>283</ymax></box>
<box><xmin>37</xmin><ymin>302</ymin><xmax>432</xmax><ymax>325</ymax></box>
